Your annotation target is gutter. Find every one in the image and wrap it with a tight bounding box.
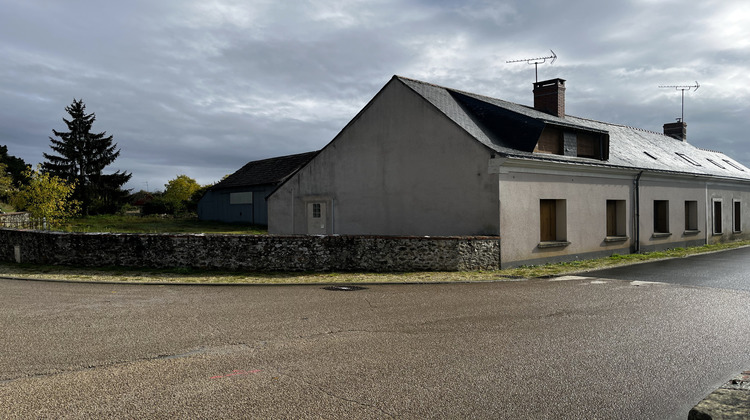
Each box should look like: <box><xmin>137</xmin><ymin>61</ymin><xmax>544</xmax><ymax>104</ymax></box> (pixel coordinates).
<box><xmin>634</xmin><ymin>171</ymin><xmax>643</xmax><ymax>253</ymax></box>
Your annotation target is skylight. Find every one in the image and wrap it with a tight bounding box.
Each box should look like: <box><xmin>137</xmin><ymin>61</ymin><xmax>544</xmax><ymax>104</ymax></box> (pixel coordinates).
<box><xmin>723</xmin><ymin>159</ymin><xmax>745</xmax><ymax>171</ymax></box>
<box><xmin>643</xmin><ymin>151</ymin><xmax>657</xmax><ymax>160</ymax></box>
<box><xmin>675</xmin><ymin>152</ymin><xmax>701</xmax><ymax>166</ymax></box>
<box><xmin>706</xmin><ymin>158</ymin><xmax>725</xmax><ymax>169</ymax></box>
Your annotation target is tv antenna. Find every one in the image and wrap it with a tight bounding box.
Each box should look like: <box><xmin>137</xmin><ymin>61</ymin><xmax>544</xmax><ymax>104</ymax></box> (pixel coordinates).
<box><xmin>506</xmin><ymin>50</ymin><xmax>557</xmax><ymax>82</ymax></box>
<box><xmin>658</xmin><ymin>81</ymin><xmax>699</xmax><ymax>122</ymax></box>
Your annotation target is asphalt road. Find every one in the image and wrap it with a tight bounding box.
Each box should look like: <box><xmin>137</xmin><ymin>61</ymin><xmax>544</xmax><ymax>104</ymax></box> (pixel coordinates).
<box><xmin>586</xmin><ymin>245</ymin><xmax>750</xmax><ymax>291</ymax></box>
<box><xmin>1</xmin><ymin>250</ymin><xmax>749</xmax><ymax>419</ymax></box>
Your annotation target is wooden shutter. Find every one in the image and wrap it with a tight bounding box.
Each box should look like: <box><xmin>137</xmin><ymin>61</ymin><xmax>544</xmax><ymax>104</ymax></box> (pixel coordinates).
<box><xmin>606</xmin><ymin>200</ymin><xmax>617</xmax><ymax>236</ymax></box>
<box><xmin>540</xmin><ymin>200</ymin><xmax>556</xmax><ymax>241</ymax></box>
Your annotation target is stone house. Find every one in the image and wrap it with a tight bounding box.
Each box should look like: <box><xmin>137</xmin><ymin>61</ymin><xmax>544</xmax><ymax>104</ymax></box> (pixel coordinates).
<box><xmin>267</xmin><ymin>76</ymin><xmax>750</xmax><ymax>267</ymax></box>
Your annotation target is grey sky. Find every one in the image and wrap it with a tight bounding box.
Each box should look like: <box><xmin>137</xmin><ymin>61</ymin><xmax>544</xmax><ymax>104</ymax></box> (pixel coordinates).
<box><xmin>1</xmin><ymin>0</ymin><xmax>748</xmax><ymax>192</ymax></box>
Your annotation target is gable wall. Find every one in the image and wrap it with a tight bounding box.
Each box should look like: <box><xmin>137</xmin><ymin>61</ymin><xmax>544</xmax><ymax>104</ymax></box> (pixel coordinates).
<box><xmin>268</xmin><ymin>80</ymin><xmax>500</xmax><ymax>236</ymax></box>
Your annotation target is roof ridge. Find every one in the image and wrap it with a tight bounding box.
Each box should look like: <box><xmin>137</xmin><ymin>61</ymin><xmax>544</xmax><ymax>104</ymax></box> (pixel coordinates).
<box><xmin>568</xmin><ymin>115</ymin><xmax>664</xmax><ymax>135</ymax></box>
<box><xmin>396</xmin><ymin>75</ymin><xmax>523</xmax><ymax>108</ymax></box>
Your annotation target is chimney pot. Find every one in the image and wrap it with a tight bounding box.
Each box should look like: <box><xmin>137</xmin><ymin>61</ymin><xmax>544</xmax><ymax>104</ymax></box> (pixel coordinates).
<box><xmin>663</xmin><ymin>121</ymin><xmax>687</xmax><ymax>141</ymax></box>
<box><xmin>533</xmin><ymin>78</ymin><xmax>566</xmax><ymax>118</ymax></box>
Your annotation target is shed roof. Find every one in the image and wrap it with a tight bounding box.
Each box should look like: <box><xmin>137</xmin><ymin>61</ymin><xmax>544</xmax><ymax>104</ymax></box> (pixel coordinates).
<box><xmin>210</xmin><ymin>151</ymin><xmax>317</xmax><ymax>190</ymax></box>
<box><xmin>396</xmin><ymin>76</ymin><xmax>750</xmax><ymax>180</ymax></box>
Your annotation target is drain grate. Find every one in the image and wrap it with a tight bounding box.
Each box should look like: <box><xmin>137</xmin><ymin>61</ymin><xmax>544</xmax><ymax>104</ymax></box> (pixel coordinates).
<box><xmin>322</xmin><ymin>285</ymin><xmax>367</xmax><ymax>292</ymax></box>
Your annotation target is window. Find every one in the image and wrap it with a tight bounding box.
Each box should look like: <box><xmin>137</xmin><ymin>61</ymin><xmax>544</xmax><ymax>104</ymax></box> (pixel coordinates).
<box><xmin>577</xmin><ymin>132</ymin><xmax>601</xmax><ymax>159</ymax></box>
<box><xmin>707</xmin><ymin>159</ymin><xmax>725</xmax><ymax>169</ymax></box>
<box><xmin>712</xmin><ymin>199</ymin><xmax>723</xmax><ymax>234</ymax></box>
<box><xmin>606</xmin><ymin>200</ymin><xmax>626</xmax><ymax>237</ymax></box>
<box><xmin>676</xmin><ymin>152</ymin><xmax>701</xmax><ymax>166</ymax></box>
<box><xmin>643</xmin><ymin>151</ymin><xmax>658</xmax><ymax>160</ymax></box>
<box><xmin>723</xmin><ymin>159</ymin><xmax>745</xmax><ymax>172</ymax></box>
<box><xmin>230</xmin><ymin>192</ymin><xmax>253</xmax><ymax>204</ymax></box>
<box><xmin>535</xmin><ymin>128</ymin><xmax>562</xmax><ymax>155</ymax></box>
<box><xmin>540</xmin><ymin>199</ymin><xmax>566</xmax><ymax>242</ymax></box>
<box><xmin>684</xmin><ymin>201</ymin><xmax>698</xmax><ymax>231</ymax></box>
<box><xmin>654</xmin><ymin>200</ymin><xmax>669</xmax><ymax>234</ymax></box>
<box><xmin>312</xmin><ymin>203</ymin><xmax>321</xmax><ymax>218</ymax></box>
<box><xmin>733</xmin><ymin>200</ymin><xmax>742</xmax><ymax>233</ymax></box>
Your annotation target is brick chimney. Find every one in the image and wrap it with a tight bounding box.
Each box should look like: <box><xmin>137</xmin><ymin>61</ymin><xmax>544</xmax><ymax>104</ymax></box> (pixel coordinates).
<box><xmin>533</xmin><ymin>78</ymin><xmax>566</xmax><ymax>118</ymax></box>
<box><xmin>663</xmin><ymin>120</ymin><xmax>687</xmax><ymax>141</ymax></box>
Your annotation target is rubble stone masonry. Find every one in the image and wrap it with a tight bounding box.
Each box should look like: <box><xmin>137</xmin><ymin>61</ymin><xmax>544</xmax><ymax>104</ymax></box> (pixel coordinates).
<box><xmin>0</xmin><ymin>229</ymin><xmax>501</xmax><ymax>272</ymax></box>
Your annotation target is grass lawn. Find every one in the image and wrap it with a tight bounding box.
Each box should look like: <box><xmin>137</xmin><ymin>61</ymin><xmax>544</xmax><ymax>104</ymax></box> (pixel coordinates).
<box><xmin>1</xmin><ymin>240</ymin><xmax>748</xmax><ymax>285</ymax></box>
<box><xmin>60</xmin><ymin>214</ymin><xmax>267</xmax><ymax>234</ymax></box>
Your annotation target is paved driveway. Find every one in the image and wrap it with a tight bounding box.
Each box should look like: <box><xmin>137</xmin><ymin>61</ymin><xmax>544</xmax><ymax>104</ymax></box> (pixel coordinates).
<box><xmin>1</xmin><ymin>250</ymin><xmax>750</xmax><ymax>419</ymax></box>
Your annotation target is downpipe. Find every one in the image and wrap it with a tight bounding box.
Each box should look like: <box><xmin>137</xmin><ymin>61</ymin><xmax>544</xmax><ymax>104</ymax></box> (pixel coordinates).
<box><xmin>633</xmin><ymin>171</ymin><xmax>643</xmax><ymax>253</ymax></box>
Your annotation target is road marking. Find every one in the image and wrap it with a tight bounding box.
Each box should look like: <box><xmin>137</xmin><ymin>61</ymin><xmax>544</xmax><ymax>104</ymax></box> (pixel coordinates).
<box><xmin>549</xmin><ymin>276</ymin><xmax>590</xmax><ymax>281</ymax></box>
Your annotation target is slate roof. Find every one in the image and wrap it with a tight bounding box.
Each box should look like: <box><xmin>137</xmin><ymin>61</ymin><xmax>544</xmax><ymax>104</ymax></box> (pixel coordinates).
<box><xmin>210</xmin><ymin>151</ymin><xmax>317</xmax><ymax>191</ymax></box>
<box><xmin>396</xmin><ymin>76</ymin><xmax>750</xmax><ymax>181</ymax></box>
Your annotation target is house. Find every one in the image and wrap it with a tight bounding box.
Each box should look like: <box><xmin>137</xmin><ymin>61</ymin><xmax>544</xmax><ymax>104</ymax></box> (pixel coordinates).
<box><xmin>198</xmin><ymin>151</ymin><xmax>316</xmax><ymax>225</ymax></box>
<box><xmin>267</xmin><ymin>76</ymin><xmax>750</xmax><ymax>267</ymax></box>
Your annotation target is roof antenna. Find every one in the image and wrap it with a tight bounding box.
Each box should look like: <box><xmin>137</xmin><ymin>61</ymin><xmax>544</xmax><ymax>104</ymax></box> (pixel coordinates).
<box><xmin>658</xmin><ymin>81</ymin><xmax>699</xmax><ymax>122</ymax></box>
<box><xmin>506</xmin><ymin>50</ymin><xmax>557</xmax><ymax>83</ymax></box>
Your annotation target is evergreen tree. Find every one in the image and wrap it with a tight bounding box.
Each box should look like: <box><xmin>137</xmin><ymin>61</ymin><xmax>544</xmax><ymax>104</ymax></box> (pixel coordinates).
<box><xmin>42</xmin><ymin>99</ymin><xmax>131</xmax><ymax>214</ymax></box>
<box><xmin>0</xmin><ymin>145</ymin><xmax>30</xmax><ymax>186</ymax></box>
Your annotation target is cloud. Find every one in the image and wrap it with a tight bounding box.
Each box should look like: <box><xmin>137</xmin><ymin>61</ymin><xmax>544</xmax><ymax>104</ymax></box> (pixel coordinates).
<box><xmin>0</xmin><ymin>0</ymin><xmax>748</xmax><ymax>192</ymax></box>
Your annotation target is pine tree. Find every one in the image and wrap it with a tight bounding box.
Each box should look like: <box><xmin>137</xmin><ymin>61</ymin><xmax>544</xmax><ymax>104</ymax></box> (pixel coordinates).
<box><xmin>0</xmin><ymin>145</ymin><xmax>30</xmax><ymax>186</ymax></box>
<box><xmin>42</xmin><ymin>99</ymin><xmax>131</xmax><ymax>215</ymax></box>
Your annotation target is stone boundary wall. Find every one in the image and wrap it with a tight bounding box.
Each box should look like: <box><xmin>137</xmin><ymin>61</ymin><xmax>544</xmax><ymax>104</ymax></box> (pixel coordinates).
<box><xmin>0</xmin><ymin>212</ymin><xmax>30</xmax><ymax>228</ymax></box>
<box><xmin>0</xmin><ymin>229</ymin><xmax>501</xmax><ymax>272</ymax></box>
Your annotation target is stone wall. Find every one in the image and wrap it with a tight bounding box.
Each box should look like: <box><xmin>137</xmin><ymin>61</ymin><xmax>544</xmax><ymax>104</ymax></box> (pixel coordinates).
<box><xmin>0</xmin><ymin>229</ymin><xmax>501</xmax><ymax>271</ymax></box>
<box><xmin>0</xmin><ymin>212</ymin><xmax>31</xmax><ymax>228</ymax></box>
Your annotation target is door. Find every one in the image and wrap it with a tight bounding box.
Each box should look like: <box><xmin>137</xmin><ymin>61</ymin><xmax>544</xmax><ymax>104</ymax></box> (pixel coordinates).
<box><xmin>307</xmin><ymin>202</ymin><xmax>327</xmax><ymax>234</ymax></box>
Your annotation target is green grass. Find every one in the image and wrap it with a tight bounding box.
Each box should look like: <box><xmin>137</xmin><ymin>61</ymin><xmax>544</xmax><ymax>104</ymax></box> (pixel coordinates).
<box><xmin>0</xmin><ymin>202</ymin><xmax>15</xmax><ymax>213</ymax></box>
<box><xmin>59</xmin><ymin>214</ymin><xmax>267</xmax><ymax>234</ymax></box>
<box><xmin>500</xmin><ymin>240</ymin><xmax>750</xmax><ymax>279</ymax></box>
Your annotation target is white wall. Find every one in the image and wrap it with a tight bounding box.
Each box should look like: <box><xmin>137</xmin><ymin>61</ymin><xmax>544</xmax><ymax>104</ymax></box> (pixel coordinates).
<box><xmin>705</xmin><ymin>181</ymin><xmax>750</xmax><ymax>244</ymax></box>
<box><xmin>497</xmin><ymin>164</ymin><xmax>634</xmax><ymax>266</ymax></box>
<box><xmin>637</xmin><ymin>176</ymin><xmax>708</xmax><ymax>252</ymax></box>
<box><xmin>269</xmin><ymin>78</ymin><xmax>500</xmax><ymax>236</ymax></box>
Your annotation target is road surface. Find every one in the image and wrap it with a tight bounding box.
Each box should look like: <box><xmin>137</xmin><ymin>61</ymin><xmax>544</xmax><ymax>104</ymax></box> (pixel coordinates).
<box><xmin>1</xmin><ymin>249</ymin><xmax>749</xmax><ymax>418</ymax></box>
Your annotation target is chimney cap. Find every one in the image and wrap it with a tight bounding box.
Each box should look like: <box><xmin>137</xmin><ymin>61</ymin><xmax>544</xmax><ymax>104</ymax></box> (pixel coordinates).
<box><xmin>533</xmin><ymin>78</ymin><xmax>566</xmax><ymax>89</ymax></box>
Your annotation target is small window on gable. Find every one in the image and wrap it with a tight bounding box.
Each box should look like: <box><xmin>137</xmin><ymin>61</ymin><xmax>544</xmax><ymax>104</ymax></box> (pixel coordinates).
<box><xmin>230</xmin><ymin>192</ymin><xmax>253</xmax><ymax>204</ymax></box>
<box><xmin>312</xmin><ymin>203</ymin><xmax>321</xmax><ymax>218</ymax></box>
<box><xmin>723</xmin><ymin>159</ymin><xmax>745</xmax><ymax>171</ymax></box>
<box><xmin>707</xmin><ymin>159</ymin><xmax>725</xmax><ymax>169</ymax></box>
<box><xmin>676</xmin><ymin>152</ymin><xmax>701</xmax><ymax>166</ymax></box>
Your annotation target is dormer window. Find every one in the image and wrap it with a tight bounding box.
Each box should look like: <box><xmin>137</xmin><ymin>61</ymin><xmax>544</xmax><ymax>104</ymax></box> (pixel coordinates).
<box><xmin>534</xmin><ymin>126</ymin><xmax>608</xmax><ymax>161</ymax></box>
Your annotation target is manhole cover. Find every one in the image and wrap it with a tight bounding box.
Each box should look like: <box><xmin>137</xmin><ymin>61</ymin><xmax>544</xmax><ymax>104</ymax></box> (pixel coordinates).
<box><xmin>322</xmin><ymin>285</ymin><xmax>367</xmax><ymax>291</ymax></box>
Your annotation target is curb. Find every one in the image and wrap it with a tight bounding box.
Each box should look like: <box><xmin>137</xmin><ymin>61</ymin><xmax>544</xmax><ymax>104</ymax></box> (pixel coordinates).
<box><xmin>689</xmin><ymin>371</ymin><xmax>750</xmax><ymax>419</ymax></box>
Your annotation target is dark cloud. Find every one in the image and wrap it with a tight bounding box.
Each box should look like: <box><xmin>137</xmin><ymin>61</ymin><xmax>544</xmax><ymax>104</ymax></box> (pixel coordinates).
<box><xmin>1</xmin><ymin>0</ymin><xmax>748</xmax><ymax>192</ymax></box>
